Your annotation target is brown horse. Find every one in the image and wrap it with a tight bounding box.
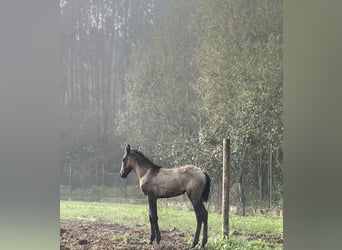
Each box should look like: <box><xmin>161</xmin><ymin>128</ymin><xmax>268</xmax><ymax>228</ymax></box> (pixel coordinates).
<box><xmin>119</xmin><ymin>144</ymin><xmax>210</xmax><ymax>248</ymax></box>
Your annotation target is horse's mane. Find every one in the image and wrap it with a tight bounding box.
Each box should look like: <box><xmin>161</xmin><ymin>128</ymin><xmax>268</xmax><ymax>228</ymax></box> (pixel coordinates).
<box><xmin>131</xmin><ymin>150</ymin><xmax>162</xmax><ymax>170</ymax></box>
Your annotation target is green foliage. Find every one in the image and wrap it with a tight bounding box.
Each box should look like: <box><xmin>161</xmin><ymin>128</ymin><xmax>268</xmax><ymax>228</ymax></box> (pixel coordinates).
<box><xmin>195</xmin><ymin>0</ymin><xmax>283</xmax><ymax>197</ymax></box>
<box><xmin>231</xmin><ymin>216</ymin><xmax>282</xmax><ymax>235</ymax></box>
<box><xmin>116</xmin><ymin>1</ymin><xmax>201</xmax><ymax>166</ymax></box>
<box><xmin>197</xmin><ymin>0</ymin><xmax>282</xmax><ymax>148</ymax></box>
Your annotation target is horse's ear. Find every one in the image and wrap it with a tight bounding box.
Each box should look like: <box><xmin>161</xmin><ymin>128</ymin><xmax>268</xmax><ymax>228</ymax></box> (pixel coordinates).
<box><xmin>126</xmin><ymin>144</ymin><xmax>131</xmax><ymax>154</ymax></box>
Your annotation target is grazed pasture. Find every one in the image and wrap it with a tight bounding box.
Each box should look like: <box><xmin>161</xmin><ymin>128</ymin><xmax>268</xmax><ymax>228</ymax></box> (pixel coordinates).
<box><xmin>60</xmin><ymin>201</ymin><xmax>283</xmax><ymax>249</ymax></box>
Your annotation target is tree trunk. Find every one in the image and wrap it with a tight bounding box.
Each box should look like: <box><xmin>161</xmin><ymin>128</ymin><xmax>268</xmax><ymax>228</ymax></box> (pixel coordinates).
<box><xmin>268</xmin><ymin>143</ymin><xmax>273</xmax><ymax>208</ymax></box>
<box><xmin>222</xmin><ymin>138</ymin><xmax>230</xmax><ymax>238</ymax></box>
<box><xmin>238</xmin><ymin>170</ymin><xmax>246</xmax><ymax>216</ymax></box>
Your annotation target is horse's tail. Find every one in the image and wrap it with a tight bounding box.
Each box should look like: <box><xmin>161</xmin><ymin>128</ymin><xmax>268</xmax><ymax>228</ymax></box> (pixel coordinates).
<box><xmin>201</xmin><ymin>172</ymin><xmax>211</xmax><ymax>202</ymax></box>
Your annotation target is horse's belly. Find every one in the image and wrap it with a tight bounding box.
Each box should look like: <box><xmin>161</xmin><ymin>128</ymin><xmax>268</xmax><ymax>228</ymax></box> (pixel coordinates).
<box><xmin>140</xmin><ymin>171</ymin><xmax>187</xmax><ymax>198</ymax></box>
<box><xmin>156</xmin><ymin>180</ymin><xmax>186</xmax><ymax>198</ymax></box>
<box><xmin>157</xmin><ymin>186</ymin><xmax>185</xmax><ymax>198</ymax></box>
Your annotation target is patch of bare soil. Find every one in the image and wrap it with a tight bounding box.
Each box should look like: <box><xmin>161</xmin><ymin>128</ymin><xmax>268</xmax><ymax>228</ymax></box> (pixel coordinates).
<box><xmin>60</xmin><ymin>220</ymin><xmax>282</xmax><ymax>250</ymax></box>
<box><xmin>60</xmin><ymin>219</ymin><xmax>192</xmax><ymax>250</ymax></box>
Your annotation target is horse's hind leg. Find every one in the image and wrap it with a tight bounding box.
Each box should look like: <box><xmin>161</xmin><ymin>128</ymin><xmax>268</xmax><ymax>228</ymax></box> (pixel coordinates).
<box><xmin>191</xmin><ymin>202</ymin><xmax>203</xmax><ymax>248</ymax></box>
<box><xmin>201</xmin><ymin>202</ymin><xmax>208</xmax><ymax>248</ymax></box>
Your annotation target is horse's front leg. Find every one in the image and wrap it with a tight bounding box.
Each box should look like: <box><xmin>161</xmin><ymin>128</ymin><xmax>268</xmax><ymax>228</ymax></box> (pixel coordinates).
<box><xmin>148</xmin><ymin>196</ymin><xmax>161</xmax><ymax>244</ymax></box>
<box><xmin>148</xmin><ymin>213</ymin><xmax>155</xmax><ymax>244</ymax></box>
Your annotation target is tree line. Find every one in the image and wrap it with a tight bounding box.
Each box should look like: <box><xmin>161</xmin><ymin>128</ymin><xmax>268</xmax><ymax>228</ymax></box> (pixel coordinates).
<box><xmin>60</xmin><ymin>0</ymin><xmax>283</xmax><ymax>208</ymax></box>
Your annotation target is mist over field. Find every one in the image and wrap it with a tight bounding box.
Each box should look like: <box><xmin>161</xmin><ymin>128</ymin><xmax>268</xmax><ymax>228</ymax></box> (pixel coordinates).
<box><xmin>60</xmin><ymin>0</ymin><xmax>283</xmax><ymax>249</ymax></box>
<box><xmin>60</xmin><ymin>0</ymin><xmax>283</xmax><ymax>210</ymax></box>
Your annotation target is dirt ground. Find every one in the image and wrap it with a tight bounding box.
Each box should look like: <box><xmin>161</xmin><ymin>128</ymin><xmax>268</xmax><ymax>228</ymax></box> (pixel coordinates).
<box><xmin>60</xmin><ymin>219</ymin><xmax>282</xmax><ymax>250</ymax></box>
<box><xmin>60</xmin><ymin>219</ymin><xmax>192</xmax><ymax>250</ymax></box>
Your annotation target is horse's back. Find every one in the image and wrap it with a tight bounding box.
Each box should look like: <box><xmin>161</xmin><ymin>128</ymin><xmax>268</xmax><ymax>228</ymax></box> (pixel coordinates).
<box><xmin>162</xmin><ymin>164</ymin><xmax>205</xmax><ymax>179</ymax></box>
<box><xmin>175</xmin><ymin>165</ymin><xmax>207</xmax><ymax>191</ymax></box>
<box><xmin>178</xmin><ymin>164</ymin><xmax>205</xmax><ymax>176</ymax></box>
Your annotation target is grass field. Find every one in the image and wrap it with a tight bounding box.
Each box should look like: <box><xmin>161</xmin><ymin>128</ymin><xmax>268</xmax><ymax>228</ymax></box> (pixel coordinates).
<box><xmin>60</xmin><ymin>200</ymin><xmax>283</xmax><ymax>249</ymax></box>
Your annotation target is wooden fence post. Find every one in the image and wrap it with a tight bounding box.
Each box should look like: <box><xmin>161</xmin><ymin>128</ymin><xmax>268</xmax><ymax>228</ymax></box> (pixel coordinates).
<box><xmin>222</xmin><ymin>138</ymin><xmax>230</xmax><ymax>238</ymax></box>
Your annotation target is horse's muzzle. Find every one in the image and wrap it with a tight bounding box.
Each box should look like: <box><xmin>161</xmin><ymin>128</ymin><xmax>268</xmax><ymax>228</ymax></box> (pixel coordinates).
<box><xmin>120</xmin><ymin>168</ymin><xmax>131</xmax><ymax>178</ymax></box>
<box><xmin>119</xmin><ymin>170</ymin><xmax>126</xmax><ymax>178</ymax></box>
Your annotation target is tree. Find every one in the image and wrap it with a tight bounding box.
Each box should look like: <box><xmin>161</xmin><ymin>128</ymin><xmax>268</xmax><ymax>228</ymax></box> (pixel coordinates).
<box><xmin>60</xmin><ymin>0</ymin><xmax>160</xmax><ymax>188</ymax></box>
<box><xmin>197</xmin><ymin>0</ymin><xmax>283</xmax><ymax>205</ymax></box>
<box><xmin>117</xmin><ymin>1</ymin><xmax>200</xmax><ymax>166</ymax></box>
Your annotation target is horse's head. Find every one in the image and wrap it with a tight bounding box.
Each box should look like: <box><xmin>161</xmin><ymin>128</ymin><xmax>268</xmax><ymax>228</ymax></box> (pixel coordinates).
<box><xmin>120</xmin><ymin>144</ymin><xmax>134</xmax><ymax>178</ymax></box>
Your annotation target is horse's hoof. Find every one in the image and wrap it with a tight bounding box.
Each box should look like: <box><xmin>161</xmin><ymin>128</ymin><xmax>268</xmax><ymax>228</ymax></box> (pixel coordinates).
<box><xmin>191</xmin><ymin>244</ymin><xmax>197</xmax><ymax>249</ymax></box>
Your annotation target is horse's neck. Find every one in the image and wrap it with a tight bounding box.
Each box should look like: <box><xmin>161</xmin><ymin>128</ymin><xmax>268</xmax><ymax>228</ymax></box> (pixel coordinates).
<box><xmin>133</xmin><ymin>163</ymin><xmax>151</xmax><ymax>181</ymax></box>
